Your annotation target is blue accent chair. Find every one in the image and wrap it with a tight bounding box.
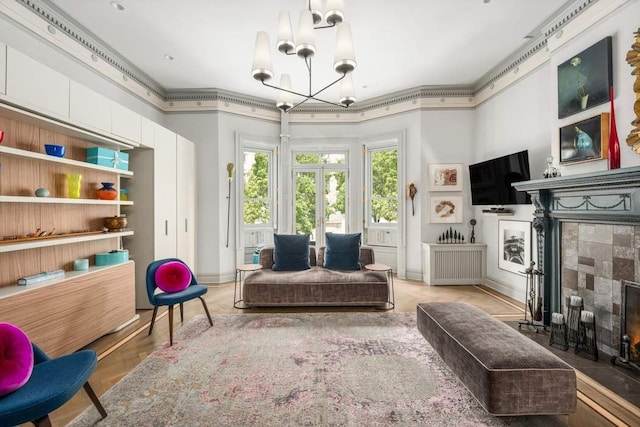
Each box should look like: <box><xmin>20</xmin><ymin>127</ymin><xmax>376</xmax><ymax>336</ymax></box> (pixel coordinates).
<box><xmin>0</xmin><ymin>344</ymin><xmax>107</xmax><ymax>426</ymax></box>
<box><xmin>146</xmin><ymin>258</ymin><xmax>213</xmax><ymax>346</ymax></box>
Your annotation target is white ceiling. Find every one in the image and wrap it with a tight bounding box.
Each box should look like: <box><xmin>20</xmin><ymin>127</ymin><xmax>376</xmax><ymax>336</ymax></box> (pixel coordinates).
<box><xmin>47</xmin><ymin>0</ymin><xmax>573</xmax><ymax>104</ymax></box>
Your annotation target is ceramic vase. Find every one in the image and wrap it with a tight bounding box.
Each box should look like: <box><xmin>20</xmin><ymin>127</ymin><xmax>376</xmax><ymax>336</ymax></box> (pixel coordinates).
<box><xmin>96</xmin><ymin>182</ymin><xmax>118</xmax><ymax>200</ymax></box>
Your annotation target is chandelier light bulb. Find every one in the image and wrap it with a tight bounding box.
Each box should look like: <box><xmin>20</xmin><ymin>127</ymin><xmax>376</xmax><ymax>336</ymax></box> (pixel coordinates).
<box><xmin>325</xmin><ymin>0</ymin><xmax>344</xmax><ymax>25</ymax></box>
<box><xmin>251</xmin><ymin>31</ymin><xmax>274</xmax><ymax>81</ymax></box>
<box><xmin>339</xmin><ymin>73</ymin><xmax>356</xmax><ymax>107</ymax></box>
<box><xmin>310</xmin><ymin>0</ymin><xmax>323</xmax><ymax>25</ymax></box>
<box><xmin>296</xmin><ymin>9</ymin><xmax>316</xmax><ymax>58</ymax></box>
<box><xmin>276</xmin><ymin>74</ymin><xmax>294</xmax><ymax>112</ymax></box>
<box><xmin>334</xmin><ymin>22</ymin><xmax>356</xmax><ymax>74</ymax></box>
<box><xmin>277</xmin><ymin>11</ymin><xmax>295</xmax><ymax>54</ymax></box>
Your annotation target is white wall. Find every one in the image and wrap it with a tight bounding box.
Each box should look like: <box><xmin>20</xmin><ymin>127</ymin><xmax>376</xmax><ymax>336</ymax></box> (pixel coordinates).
<box><xmin>165</xmin><ymin>112</ymin><xmax>280</xmax><ymax>282</ymax></box>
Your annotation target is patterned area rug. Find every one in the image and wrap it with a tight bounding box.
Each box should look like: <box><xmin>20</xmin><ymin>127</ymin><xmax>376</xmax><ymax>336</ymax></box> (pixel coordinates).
<box><xmin>70</xmin><ymin>312</ymin><xmax>567</xmax><ymax>426</ymax></box>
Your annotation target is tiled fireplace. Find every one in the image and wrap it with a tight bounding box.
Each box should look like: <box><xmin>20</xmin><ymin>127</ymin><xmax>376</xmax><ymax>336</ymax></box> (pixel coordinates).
<box><xmin>515</xmin><ymin>167</ymin><xmax>640</xmax><ymax>359</ymax></box>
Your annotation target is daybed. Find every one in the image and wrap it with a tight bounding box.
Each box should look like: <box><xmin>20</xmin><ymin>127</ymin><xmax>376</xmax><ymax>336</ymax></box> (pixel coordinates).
<box><xmin>242</xmin><ymin>246</ymin><xmax>390</xmax><ymax>307</ymax></box>
<box><xmin>417</xmin><ymin>302</ymin><xmax>577</xmax><ymax>416</ymax></box>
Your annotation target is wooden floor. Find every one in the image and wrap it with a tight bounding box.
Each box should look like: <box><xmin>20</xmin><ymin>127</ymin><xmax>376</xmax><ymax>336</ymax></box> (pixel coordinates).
<box><xmin>36</xmin><ymin>278</ymin><xmax>633</xmax><ymax>426</ymax></box>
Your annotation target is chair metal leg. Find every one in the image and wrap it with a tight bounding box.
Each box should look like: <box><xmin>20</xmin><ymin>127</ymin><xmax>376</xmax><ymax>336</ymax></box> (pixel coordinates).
<box><xmin>148</xmin><ymin>306</ymin><xmax>159</xmax><ymax>335</ymax></box>
<box><xmin>180</xmin><ymin>302</ymin><xmax>184</xmax><ymax>323</ymax></box>
<box><xmin>32</xmin><ymin>415</ymin><xmax>52</xmax><ymax>427</ymax></box>
<box><xmin>83</xmin><ymin>382</ymin><xmax>107</xmax><ymax>419</ymax></box>
<box><xmin>199</xmin><ymin>296</ymin><xmax>214</xmax><ymax>326</ymax></box>
<box><xmin>168</xmin><ymin>305</ymin><xmax>174</xmax><ymax>346</ymax></box>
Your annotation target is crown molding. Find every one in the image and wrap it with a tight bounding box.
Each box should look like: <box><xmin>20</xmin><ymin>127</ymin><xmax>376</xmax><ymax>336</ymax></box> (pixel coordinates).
<box><xmin>1</xmin><ymin>0</ymin><xmax>612</xmax><ymax>121</ymax></box>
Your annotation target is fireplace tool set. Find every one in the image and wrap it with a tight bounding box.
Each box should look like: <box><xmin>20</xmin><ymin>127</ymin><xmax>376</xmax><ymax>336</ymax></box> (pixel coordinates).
<box><xmin>518</xmin><ymin>261</ymin><xmax>546</xmax><ymax>333</ymax></box>
<box><xmin>548</xmin><ymin>295</ymin><xmax>599</xmax><ymax>361</ymax></box>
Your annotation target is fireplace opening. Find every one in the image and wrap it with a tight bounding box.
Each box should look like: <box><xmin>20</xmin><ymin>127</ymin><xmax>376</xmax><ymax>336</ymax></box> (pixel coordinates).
<box><xmin>612</xmin><ymin>281</ymin><xmax>640</xmax><ymax>372</ymax></box>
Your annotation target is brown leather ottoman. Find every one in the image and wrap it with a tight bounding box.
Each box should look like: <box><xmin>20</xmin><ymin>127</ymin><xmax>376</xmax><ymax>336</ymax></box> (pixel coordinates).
<box><xmin>417</xmin><ymin>302</ymin><xmax>576</xmax><ymax>415</ymax></box>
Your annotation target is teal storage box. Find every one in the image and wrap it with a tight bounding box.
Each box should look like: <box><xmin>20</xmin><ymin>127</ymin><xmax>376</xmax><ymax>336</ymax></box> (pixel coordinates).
<box><xmin>86</xmin><ymin>147</ymin><xmax>129</xmax><ymax>171</ymax></box>
<box><xmin>95</xmin><ymin>250</ymin><xmax>129</xmax><ymax>266</ymax></box>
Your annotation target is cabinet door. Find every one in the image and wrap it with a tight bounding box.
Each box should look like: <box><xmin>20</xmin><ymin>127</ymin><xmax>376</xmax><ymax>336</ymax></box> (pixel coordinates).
<box><xmin>0</xmin><ymin>43</ymin><xmax>6</xmax><ymax>95</ymax></box>
<box><xmin>176</xmin><ymin>136</ymin><xmax>196</xmax><ymax>270</ymax></box>
<box><xmin>140</xmin><ymin>116</ymin><xmax>155</xmax><ymax>148</ymax></box>
<box><xmin>111</xmin><ymin>102</ymin><xmax>141</xmax><ymax>143</ymax></box>
<box><xmin>6</xmin><ymin>47</ymin><xmax>70</xmax><ymax>118</ymax></box>
<box><xmin>153</xmin><ymin>124</ymin><xmax>177</xmax><ymax>259</ymax></box>
<box><xmin>69</xmin><ymin>81</ymin><xmax>111</xmax><ymax>133</ymax></box>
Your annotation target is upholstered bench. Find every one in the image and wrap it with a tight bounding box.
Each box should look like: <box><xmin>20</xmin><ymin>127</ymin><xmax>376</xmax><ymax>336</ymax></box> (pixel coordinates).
<box><xmin>416</xmin><ymin>302</ymin><xmax>576</xmax><ymax>416</ymax></box>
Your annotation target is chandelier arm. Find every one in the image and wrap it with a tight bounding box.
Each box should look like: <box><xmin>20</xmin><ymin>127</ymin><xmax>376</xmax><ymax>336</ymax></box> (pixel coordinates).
<box><xmin>313</xmin><ymin>23</ymin><xmax>336</xmax><ymax>30</ymax></box>
<box><xmin>311</xmin><ymin>72</ymin><xmax>346</xmax><ymax>98</ymax></box>
<box><xmin>260</xmin><ymin>80</ymin><xmax>309</xmax><ymax>99</ymax></box>
<box><xmin>307</xmin><ymin>95</ymin><xmax>348</xmax><ymax>109</ymax></box>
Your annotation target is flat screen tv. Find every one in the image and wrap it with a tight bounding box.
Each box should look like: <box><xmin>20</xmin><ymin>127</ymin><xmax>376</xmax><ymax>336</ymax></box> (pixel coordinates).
<box><xmin>468</xmin><ymin>150</ymin><xmax>532</xmax><ymax>206</ymax></box>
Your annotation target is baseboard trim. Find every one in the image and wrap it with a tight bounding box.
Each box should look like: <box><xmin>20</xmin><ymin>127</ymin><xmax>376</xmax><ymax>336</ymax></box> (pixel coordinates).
<box><xmin>484</xmin><ymin>277</ymin><xmax>525</xmax><ymax>303</ymax></box>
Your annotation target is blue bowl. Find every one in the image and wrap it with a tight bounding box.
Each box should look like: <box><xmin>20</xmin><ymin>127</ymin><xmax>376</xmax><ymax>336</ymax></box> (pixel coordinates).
<box><xmin>44</xmin><ymin>144</ymin><xmax>66</xmax><ymax>157</ymax></box>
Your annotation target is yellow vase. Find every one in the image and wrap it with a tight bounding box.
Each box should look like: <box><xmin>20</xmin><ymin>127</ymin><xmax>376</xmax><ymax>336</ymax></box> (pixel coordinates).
<box><xmin>66</xmin><ymin>173</ymin><xmax>82</xmax><ymax>199</ymax></box>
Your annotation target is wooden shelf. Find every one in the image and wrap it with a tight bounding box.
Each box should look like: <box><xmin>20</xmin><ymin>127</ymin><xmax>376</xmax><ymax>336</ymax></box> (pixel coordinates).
<box><xmin>0</xmin><ymin>145</ymin><xmax>134</xmax><ymax>177</ymax></box>
<box><xmin>0</xmin><ymin>195</ymin><xmax>133</xmax><ymax>205</ymax></box>
<box><xmin>0</xmin><ymin>230</ymin><xmax>134</xmax><ymax>253</ymax></box>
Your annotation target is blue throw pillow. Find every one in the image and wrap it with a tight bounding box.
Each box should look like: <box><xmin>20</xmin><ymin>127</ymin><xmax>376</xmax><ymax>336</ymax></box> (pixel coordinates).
<box><xmin>324</xmin><ymin>232</ymin><xmax>361</xmax><ymax>270</ymax></box>
<box><xmin>272</xmin><ymin>234</ymin><xmax>311</xmax><ymax>271</ymax></box>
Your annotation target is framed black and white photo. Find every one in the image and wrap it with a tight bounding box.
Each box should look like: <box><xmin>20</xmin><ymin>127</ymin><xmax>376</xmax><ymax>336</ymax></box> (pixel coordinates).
<box><xmin>498</xmin><ymin>220</ymin><xmax>531</xmax><ymax>274</ymax></box>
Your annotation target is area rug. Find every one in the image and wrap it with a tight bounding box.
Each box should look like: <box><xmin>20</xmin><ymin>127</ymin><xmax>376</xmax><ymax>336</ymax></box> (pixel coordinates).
<box><xmin>70</xmin><ymin>312</ymin><xmax>567</xmax><ymax>426</ymax></box>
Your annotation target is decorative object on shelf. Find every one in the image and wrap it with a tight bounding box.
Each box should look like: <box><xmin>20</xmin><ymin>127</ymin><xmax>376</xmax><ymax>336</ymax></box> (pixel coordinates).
<box><xmin>498</xmin><ymin>220</ymin><xmax>531</xmax><ymax>274</ymax></box>
<box><xmin>559</xmin><ymin>113</ymin><xmax>609</xmax><ymax>164</ymax></box>
<box><xmin>74</xmin><ymin>258</ymin><xmax>89</xmax><ymax>271</ymax></box>
<box><xmin>251</xmin><ymin>0</ymin><xmax>356</xmax><ymax>112</ymax></box>
<box><xmin>428</xmin><ymin>163</ymin><xmax>463</xmax><ymax>192</ymax></box>
<box><xmin>608</xmin><ymin>86</ymin><xmax>621</xmax><ymax>170</ymax></box>
<box><xmin>66</xmin><ymin>173</ymin><xmax>82</xmax><ymax>199</ymax></box>
<box><xmin>0</xmin><ymin>130</ymin><xmax>4</xmax><ymax>143</ymax></box>
<box><xmin>95</xmin><ymin>249</ymin><xmax>129</xmax><ymax>266</ymax></box>
<box><xmin>17</xmin><ymin>269</ymin><xmax>65</xmax><ymax>286</ymax></box>
<box><xmin>625</xmin><ymin>27</ymin><xmax>640</xmax><ymax>153</ymax></box>
<box><xmin>542</xmin><ymin>156</ymin><xmax>560</xmax><ymax>178</ymax></box>
<box><xmin>407</xmin><ymin>182</ymin><xmax>417</xmax><ymax>216</ymax></box>
<box><xmin>44</xmin><ymin>144</ymin><xmax>65</xmax><ymax>157</ymax></box>
<box><xmin>34</xmin><ymin>188</ymin><xmax>50</xmax><ymax>197</ymax></box>
<box><xmin>226</xmin><ymin>162</ymin><xmax>235</xmax><ymax>248</ymax></box>
<box><xmin>428</xmin><ymin>195</ymin><xmax>463</xmax><ymax>224</ymax></box>
<box><xmin>469</xmin><ymin>219</ymin><xmax>476</xmax><ymax>243</ymax></box>
<box><xmin>119</xmin><ymin>188</ymin><xmax>128</xmax><ymax>201</ymax></box>
<box><xmin>557</xmin><ymin>36</ymin><xmax>612</xmax><ymax>119</ymax></box>
<box><xmin>96</xmin><ymin>182</ymin><xmax>118</xmax><ymax>200</ymax></box>
<box><xmin>86</xmin><ymin>147</ymin><xmax>129</xmax><ymax>171</ymax></box>
<box><xmin>103</xmin><ymin>215</ymin><xmax>128</xmax><ymax>232</ymax></box>
<box><xmin>436</xmin><ymin>226</ymin><xmax>464</xmax><ymax>244</ymax></box>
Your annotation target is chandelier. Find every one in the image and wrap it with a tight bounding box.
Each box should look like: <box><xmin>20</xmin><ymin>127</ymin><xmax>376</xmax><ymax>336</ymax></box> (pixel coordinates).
<box><xmin>251</xmin><ymin>0</ymin><xmax>357</xmax><ymax>112</ymax></box>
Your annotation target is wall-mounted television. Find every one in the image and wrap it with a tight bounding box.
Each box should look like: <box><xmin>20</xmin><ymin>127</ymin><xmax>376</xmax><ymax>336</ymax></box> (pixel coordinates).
<box><xmin>468</xmin><ymin>150</ymin><xmax>532</xmax><ymax>206</ymax></box>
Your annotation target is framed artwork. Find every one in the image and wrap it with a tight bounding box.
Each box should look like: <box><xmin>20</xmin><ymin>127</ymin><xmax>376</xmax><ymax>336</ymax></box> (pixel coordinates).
<box><xmin>557</xmin><ymin>36</ymin><xmax>612</xmax><ymax>119</ymax></box>
<box><xmin>428</xmin><ymin>163</ymin><xmax>462</xmax><ymax>192</ymax></box>
<box><xmin>498</xmin><ymin>220</ymin><xmax>531</xmax><ymax>274</ymax></box>
<box><xmin>429</xmin><ymin>195</ymin><xmax>463</xmax><ymax>223</ymax></box>
<box><xmin>559</xmin><ymin>113</ymin><xmax>609</xmax><ymax>164</ymax></box>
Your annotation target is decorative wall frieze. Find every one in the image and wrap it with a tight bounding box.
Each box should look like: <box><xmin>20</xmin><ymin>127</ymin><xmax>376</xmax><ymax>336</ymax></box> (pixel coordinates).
<box><xmin>1</xmin><ymin>0</ymin><xmax>614</xmax><ymax>121</ymax></box>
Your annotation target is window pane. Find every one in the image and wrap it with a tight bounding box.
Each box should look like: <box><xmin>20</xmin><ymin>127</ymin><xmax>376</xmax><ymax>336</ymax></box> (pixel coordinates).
<box><xmin>295</xmin><ymin>153</ymin><xmax>346</xmax><ymax>164</ymax></box>
<box><xmin>370</xmin><ymin>149</ymin><xmax>398</xmax><ymax>223</ymax></box>
<box><xmin>295</xmin><ymin>171</ymin><xmax>317</xmax><ymax>238</ymax></box>
<box><xmin>244</xmin><ymin>151</ymin><xmax>270</xmax><ymax>225</ymax></box>
<box><xmin>325</xmin><ymin>171</ymin><xmax>346</xmax><ymax>233</ymax></box>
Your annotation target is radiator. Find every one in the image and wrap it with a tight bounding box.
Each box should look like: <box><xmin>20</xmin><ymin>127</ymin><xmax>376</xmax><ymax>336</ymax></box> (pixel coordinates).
<box><xmin>422</xmin><ymin>243</ymin><xmax>487</xmax><ymax>285</ymax></box>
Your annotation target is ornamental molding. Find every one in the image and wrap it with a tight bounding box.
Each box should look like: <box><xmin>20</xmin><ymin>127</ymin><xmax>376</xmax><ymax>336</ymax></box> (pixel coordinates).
<box><xmin>5</xmin><ymin>0</ymin><xmax>606</xmax><ymax>118</ymax></box>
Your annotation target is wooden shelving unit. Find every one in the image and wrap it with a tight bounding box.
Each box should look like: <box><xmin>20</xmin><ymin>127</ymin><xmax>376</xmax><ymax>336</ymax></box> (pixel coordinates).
<box><xmin>0</xmin><ymin>230</ymin><xmax>133</xmax><ymax>253</ymax></box>
<box><xmin>0</xmin><ymin>195</ymin><xmax>133</xmax><ymax>205</ymax></box>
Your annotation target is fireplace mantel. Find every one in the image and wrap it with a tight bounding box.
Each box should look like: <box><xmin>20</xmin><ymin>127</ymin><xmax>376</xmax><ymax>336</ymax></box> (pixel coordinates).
<box><xmin>513</xmin><ymin>166</ymin><xmax>640</xmax><ymax>327</ymax></box>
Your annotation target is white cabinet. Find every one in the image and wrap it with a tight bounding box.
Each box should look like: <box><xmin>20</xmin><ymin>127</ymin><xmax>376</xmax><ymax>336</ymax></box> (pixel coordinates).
<box><xmin>69</xmin><ymin>81</ymin><xmax>111</xmax><ymax>133</ymax></box>
<box><xmin>0</xmin><ymin>42</ymin><xmax>6</xmax><ymax>95</ymax></box>
<box><xmin>5</xmin><ymin>47</ymin><xmax>70</xmax><ymax>119</ymax></box>
<box><xmin>422</xmin><ymin>243</ymin><xmax>487</xmax><ymax>285</ymax></box>
<box><xmin>153</xmin><ymin>125</ymin><xmax>178</xmax><ymax>259</ymax></box>
<box><xmin>125</xmin><ymin>124</ymin><xmax>196</xmax><ymax>308</ymax></box>
<box><xmin>140</xmin><ymin>116</ymin><xmax>155</xmax><ymax>148</ymax></box>
<box><xmin>111</xmin><ymin>102</ymin><xmax>141</xmax><ymax>143</ymax></box>
<box><xmin>176</xmin><ymin>135</ymin><xmax>196</xmax><ymax>270</ymax></box>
